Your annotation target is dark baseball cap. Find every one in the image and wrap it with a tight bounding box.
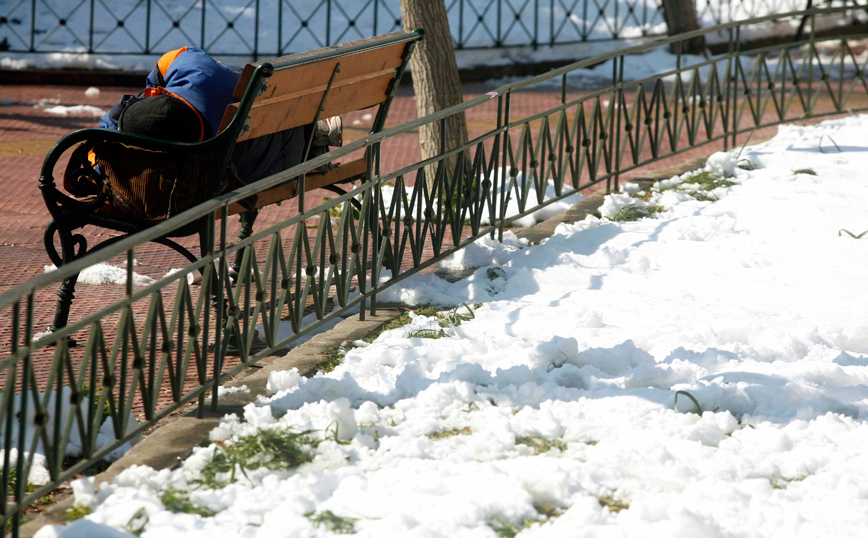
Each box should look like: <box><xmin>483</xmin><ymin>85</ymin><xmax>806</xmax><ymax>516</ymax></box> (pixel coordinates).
<box><xmin>118</xmin><ymin>93</ymin><xmax>204</xmax><ymax>143</ymax></box>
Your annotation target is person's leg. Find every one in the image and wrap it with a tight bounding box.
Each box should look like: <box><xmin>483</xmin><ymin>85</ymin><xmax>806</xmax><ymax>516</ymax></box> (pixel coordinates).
<box><xmin>314</xmin><ymin>117</ymin><xmax>342</xmax><ymax>147</ymax></box>
<box><xmin>232</xmin><ymin>125</ymin><xmax>306</xmax><ymax>184</ymax></box>
<box><xmin>232</xmin><ymin>116</ymin><xmax>342</xmax><ymax>184</ymax></box>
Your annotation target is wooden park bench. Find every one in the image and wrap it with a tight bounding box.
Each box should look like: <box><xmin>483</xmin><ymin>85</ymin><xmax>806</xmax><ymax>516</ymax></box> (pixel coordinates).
<box><xmin>38</xmin><ymin>29</ymin><xmax>423</xmax><ymax>335</ymax></box>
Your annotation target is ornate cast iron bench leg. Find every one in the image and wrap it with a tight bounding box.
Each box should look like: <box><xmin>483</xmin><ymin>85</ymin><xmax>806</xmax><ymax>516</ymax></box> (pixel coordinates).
<box><xmin>44</xmin><ymin>219</ymin><xmax>88</xmax><ymax>345</ymax></box>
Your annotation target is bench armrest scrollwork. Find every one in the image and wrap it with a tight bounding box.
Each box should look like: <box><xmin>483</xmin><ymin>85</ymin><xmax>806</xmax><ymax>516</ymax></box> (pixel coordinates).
<box><xmin>39</xmin><ymin>127</ymin><xmax>235</xmax><ymax>218</ymax></box>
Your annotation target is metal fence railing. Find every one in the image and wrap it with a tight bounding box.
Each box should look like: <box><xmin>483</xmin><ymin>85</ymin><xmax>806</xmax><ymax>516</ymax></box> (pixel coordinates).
<box><xmin>0</xmin><ymin>0</ymin><xmax>845</xmax><ymax>59</ymax></box>
<box><xmin>3</xmin><ymin>5</ymin><xmax>868</xmax><ymax>535</ymax></box>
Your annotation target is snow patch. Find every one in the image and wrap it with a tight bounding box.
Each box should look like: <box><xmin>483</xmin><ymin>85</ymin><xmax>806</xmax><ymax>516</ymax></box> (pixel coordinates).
<box><xmin>45</xmin><ymin>263</ymin><xmax>155</xmax><ymax>287</ymax></box>
<box><xmin>41</xmin><ymin>113</ymin><xmax>868</xmax><ymax>538</ymax></box>
<box><xmin>42</xmin><ymin>105</ymin><xmax>106</xmax><ymax>117</ymax></box>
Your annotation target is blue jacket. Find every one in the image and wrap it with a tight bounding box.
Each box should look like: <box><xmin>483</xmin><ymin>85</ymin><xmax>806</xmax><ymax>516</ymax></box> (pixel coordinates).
<box><xmin>99</xmin><ymin>47</ymin><xmax>239</xmax><ymax>138</ymax></box>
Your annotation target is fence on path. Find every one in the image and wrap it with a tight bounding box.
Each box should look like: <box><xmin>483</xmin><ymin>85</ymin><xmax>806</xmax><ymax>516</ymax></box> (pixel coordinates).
<box><xmin>0</xmin><ymin>0</ymin><xmax>835</xmax><ymax>58</ymax></box>
<box><xmin>3</xmin><ymin>5</ymin><xmax>868</xmax><ymax>535</ymax></box>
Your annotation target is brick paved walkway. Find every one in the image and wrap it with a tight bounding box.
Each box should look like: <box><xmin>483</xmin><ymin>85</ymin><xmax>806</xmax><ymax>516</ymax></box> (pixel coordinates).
<box><xmin>2</xmin><ymin>77</ymin><xmax>865</xmax><ymax>420</ymax></box>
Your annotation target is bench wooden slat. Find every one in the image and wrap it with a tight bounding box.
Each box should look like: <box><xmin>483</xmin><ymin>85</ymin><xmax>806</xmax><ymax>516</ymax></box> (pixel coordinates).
<box><xmin>226</xmin><ymin>157</ymin><xmax>367</xmax><ymax>216</ymax></box>
<box><xmin>233</xmin><ymin>32</ymin><xmax>408</xmax><ymax>101</ymax></box>
<box><xmin>223</xmin><ymin>69</ymin><xmax>395</xmax><ymax>142</ymax></box>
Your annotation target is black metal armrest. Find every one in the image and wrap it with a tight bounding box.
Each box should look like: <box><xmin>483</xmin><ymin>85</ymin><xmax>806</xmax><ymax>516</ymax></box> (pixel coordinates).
<box><xmin>39</xmin><ymin>127</ymin><xmax>243</xmax><ymax>218</ymax></box>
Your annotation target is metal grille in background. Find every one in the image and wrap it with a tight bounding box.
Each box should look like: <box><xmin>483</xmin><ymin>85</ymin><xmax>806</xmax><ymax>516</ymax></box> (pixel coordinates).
<box><xmin>0</xmin><ymin>0</ymin><xmax>836</xmax><ymax>58</ymax></box>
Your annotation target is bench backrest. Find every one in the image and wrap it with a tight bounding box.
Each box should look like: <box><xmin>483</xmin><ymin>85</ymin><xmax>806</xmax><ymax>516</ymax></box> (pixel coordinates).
<box><xmin>219</xmin><ymin>30</ymin><xmax>422</xmax><ymax>143</ymax></box>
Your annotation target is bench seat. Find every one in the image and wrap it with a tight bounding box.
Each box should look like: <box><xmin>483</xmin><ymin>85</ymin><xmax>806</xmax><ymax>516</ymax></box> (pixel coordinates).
<box><xmin>226</xmin><ymin>157</ymin><xmax>367</xmax><ymax>216</ymax></box>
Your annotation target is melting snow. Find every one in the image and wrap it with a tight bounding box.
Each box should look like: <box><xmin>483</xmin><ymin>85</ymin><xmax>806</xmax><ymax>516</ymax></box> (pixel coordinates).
<box><xmin>36</xmin><ymin>115</ymin><xmax>868</xmax><ymax>537</ymax></box>
<box><xmin>41</xmin><ymin>104</ymin><xmax>106</xmax><ymax>117</ymax></box>
<box><xmin>45</xmin><ymin>263</ymin><xmax>156</xmax><ymax>287</ymax></box>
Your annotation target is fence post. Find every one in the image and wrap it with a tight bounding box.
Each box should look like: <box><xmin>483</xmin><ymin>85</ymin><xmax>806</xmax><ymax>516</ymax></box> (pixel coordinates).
<box><xmin>807</xmin><ymin>13</ymin><xmax>816</xmax><ymax>117</ymax></box>
<box><xmin>459</xmin><ymin>0</ymin><xmax>465</xmax><ymax>49</ymax></box>
<box><xmin>145</xmin><ymin>0</ymin><xmax>151</xmax><ymax>54</ymax></box>
<box><xmin>29</xmin><ymin>0</ymin><xmax>35</xmax><ymax>51</ymax></box>
<box><xmin>491</xmin><ymin>93</ymin><xmax>504</xmax><ymax>239</ymax></box>
<box><xmin>370</xmin><ymin>142</ymin><xmax>382</xmax><ymax>317</ymax></box>
<box><xmin>3</xmin><ymin>301</ymin><xmax>19</xmax><ymax>535</ymax></box>
<box><xmin>549</xmin><ymin>0</ymin><xmax>554</xmax><ymax>46</ymax></box>
<box><xmin>200</xmin><ymin>215</ymin><xmax>214</xmax><ymax>418</ymax></box>
<box><xmin>88</xmin><ymin>0</ymin><xmax>95</xmax><ymax>53</ymax></box>
<box><xmin>724</xmin><ymin>26</ymin><xmax>733</xmax><ymax>151</ymax></box>
<box><xmin>499</xmin><ymin>91</ymin><xmax>511</xmax><ymax>243</ymax></box>
<box><xmin>211</xmin><ymin>208</ymin><xmax>229</xmax><ymax>413</ymax></box>
<box><xmin>496</xmin><ymin>0</ymin><xmax>502</xmax><ymax>47</ymax></box>
<box><xmin>200</xmin><ymin>0</ymin><xmax>206</xmax><ymax>49</ymax></box>
<box><xmin>613</xmin><ymin>55</ymin><xmax>624</xmax><ymax>193</ymax></box>
<box><xmin>14</xmin><ymin>297</ymin><xmax>32</xmax><ymax>538</ymax></box>
<box><xmin>278</xmin><ymin>0</ymin><xmax>283</xmax><ymax>55</ymax></box>
<box><xmin>534</xmin><ymin>0</ymin><xmax>539</xmax><ymax>49</ymax></box>
<box><xmin>121</xmin><ymin>249</ymin><xmax>134</xmax><ymax>433</ymax></box>
<box><xmin>253</xmin><ymin>0</ymin><xmax>260</xmax><ymax>60</ymax></box>
<box><xmin>1</xmin><ymin>306</ymin><xmax>16</xmax><ymax>519</ymax></box>
<box><xmin>326</xmin><ymin>0</ymin><xmax>331</xmax><ymax>46</ymax></box>
<box><xmin>731</xmin><ymin>24</ymin><xmax>741</xmax><ymax>150</ymax></box>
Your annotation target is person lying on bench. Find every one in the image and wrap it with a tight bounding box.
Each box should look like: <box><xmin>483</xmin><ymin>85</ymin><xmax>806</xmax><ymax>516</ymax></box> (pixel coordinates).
<box><xmin>98</xmin><ymin>46</ymin><xmax>342</xmax><ymax>181</ymax></box>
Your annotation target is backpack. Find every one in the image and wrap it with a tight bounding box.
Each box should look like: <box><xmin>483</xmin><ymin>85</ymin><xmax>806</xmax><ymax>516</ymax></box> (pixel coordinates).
<box><xmin>63</xmin><ymin>142</ymin><xmax>254</xmax><ymax>226</ymax></box>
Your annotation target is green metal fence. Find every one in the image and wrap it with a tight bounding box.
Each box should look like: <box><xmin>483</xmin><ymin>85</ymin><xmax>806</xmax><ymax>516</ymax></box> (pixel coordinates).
<box><xmin>3</xmin><ymin>5</ymin><xmax>868</xmax><ymax>535</ymax></box>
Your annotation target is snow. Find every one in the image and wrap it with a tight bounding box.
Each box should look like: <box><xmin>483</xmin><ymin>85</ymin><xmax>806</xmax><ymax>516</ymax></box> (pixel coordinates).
<box><xmin>1</xmin><ymin>388</ymin><xmax>138</xmax><ymax>492</ymax></box>
<box><xmin>492</xmin><ymin>47</ymin><xmax>711</xmax><ymax>87</ymax></box>
<box><xmin>45</xmin><ymin>263</ymin><xmax>156</xmax><ymax>287</ymax></box>
<box><xmin>0</xmin><ymin>98</ymin><xmax>106</xmax><ymax>115</ymax></box>
<box><xmin>42</xmin><ymin>105</ymin><xmax>107</xmax><ymax>117</ymax></box>
<box><xmin>437</xmin><ymin>231</ymin><xmax>528</xmax><ymax>273</ymax></box>
<box><xmin>332</xmin><ymin>176</ymin><xmax>581</xmax><ymax>229</ymax></box>
<box><xmin>598</xmin><ymin>192</ymin><xmax>649</xmax><ymax>219</ymax></box>
<box><xmin>32</xmin><ymin>115</ymin><xmax>868</xmax><ymax>537</ymax></box>
<box><xmin>482</xmin><ymin>174</ymin><xmax>585</xmax><ymax>228</ymax></box>
<box><xmin>704</xmin><ymin>151</ymin><xmax>740</xmax><ymax>178</ymax></box>
<box><xmin>495</xmin><ymin>32</ymin><xmax>867</xmax><ymax>89</ymax></box>
<box><xmin>256</xmin><ymin>287</ymin><xmax>362</xmax><ymax>351</ymax></box>
<box><xmin>217</xmin><ymin>385</ymin><xmax>250</xmax><ymax>397</ymax></box>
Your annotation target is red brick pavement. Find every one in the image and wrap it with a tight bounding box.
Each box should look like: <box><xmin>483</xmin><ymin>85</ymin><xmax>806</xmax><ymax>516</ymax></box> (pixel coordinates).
<box><xmin>1</xmin><ymin>79</ymin><xmax>865</xmax><ymax>420</ymax></box>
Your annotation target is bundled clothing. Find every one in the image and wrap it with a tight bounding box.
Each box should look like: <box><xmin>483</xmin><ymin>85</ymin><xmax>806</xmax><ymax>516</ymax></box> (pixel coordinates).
<box><xmin>99</xmin><ymin>46</ymin><xmax>306</xmax><ymax>183</ymax></box>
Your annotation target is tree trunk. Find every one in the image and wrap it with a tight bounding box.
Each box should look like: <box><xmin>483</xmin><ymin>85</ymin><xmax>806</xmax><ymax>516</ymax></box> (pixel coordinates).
<box><xmin>399</xmin><ymin>0</ymin><xmax>468</xmax><ymax>192</ymax></box>
<box><xmin>661</xmin><ymin>0</ymin><xmax>706</xmax><ymax>55</ymax></box>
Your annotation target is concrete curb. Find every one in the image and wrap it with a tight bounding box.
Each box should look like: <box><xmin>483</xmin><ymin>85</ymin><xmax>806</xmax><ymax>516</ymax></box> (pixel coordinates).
<box><xmin>20</xmin><ymin>154</ymin><xmax>713</xmax><ymax>536</ymax></box>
